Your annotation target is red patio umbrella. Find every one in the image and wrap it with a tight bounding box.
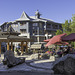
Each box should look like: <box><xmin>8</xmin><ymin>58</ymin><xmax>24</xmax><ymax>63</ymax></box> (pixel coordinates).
<box><xmin>45</xmin><ymin>41</ymin><xmax>68</xmax><ymax>47</ymax></box>
<box><xmin>44</xmin><ymin>39</ymin><xmax>50</xmax><ymax>42</ymax></box>
<box><xmin>45</xmin><ymin>33</ymin><xmax>67</xmax><ymax>47</ymax></box>
<box><xmin>55</xmin><ymin>42</ymin><xmax>69</xmax><ymax>45</ymax></box>
<box><xmin>62</xmin><ymin>33</ymin><xmax>75</xmax><ymax>41</ymax></box>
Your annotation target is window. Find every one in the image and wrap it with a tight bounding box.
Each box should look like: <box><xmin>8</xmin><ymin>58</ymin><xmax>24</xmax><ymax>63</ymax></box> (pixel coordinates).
<box><xmin>33</xmin><ymin>27</ymin><xmax>35</xmax><ymax>29</ymax></box>
<box><xmin>53</xmin><ymin>24</ymin><xmax>58</xmax><ymax>29</ymax></box>
<box><xmin>39</xmin><ymin>37</ymin><xmax>44</xmax><ymax>42</ymax></box>
<box><xmin>33</xmin><ymin>29</ymin><xmax>37</xmax><ymax>35</ymax></box>
<box><xmin>13</xmin><ymin>25</ymin><xmax>16</xmax><ymax>27</ymax></box>
<box><xmin>39</xmin><ymin>23</ymin><xmax>42</xmax><ymax>28</ymax></box>
<box><xmin>46</xmin><ymin>24</ymin><xmax>51</xmax><ymax>28</ymax></box>
<box><xmin>33</xmin><ymin>23</ymin><xmax>38</xmax><ymax>26</ymax></box>
<box><xmin>16</xmin><ymin>25</ymin><xmax>18</xmax><ymax>27</ymax></box>
<box><xmin>20</xmin><ymin>29</ymin><xmax>27</xmax><ymax>33</ymax></box>
<box><xmin>39</xmin><ymin>30</ymin><xmax>43</xmax><ymax>34</ymax></box>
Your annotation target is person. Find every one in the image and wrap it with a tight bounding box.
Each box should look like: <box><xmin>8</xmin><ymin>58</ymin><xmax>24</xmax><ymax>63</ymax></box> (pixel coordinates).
<box><xmin>63</xmin><ymin>44</ymin><xmax>71</xmax><ymax>55</ymax></box>
<box><xmin>57</xmin><ymin>47</ymin><xmax>63</xmax><ymax>57</ymax></box>
<box><xmin>52</xmin><ymin>49</ymin><xmax>56</xmax><ymax>56</ymax></box>
<box><xmin>41</xmin><ymin>44</ymin><xmax>45</xmax><ymax>50</ymax></box>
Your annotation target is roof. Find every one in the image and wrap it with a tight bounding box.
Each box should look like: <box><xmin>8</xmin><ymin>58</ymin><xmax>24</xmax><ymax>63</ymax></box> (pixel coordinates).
<box><xmin>0</xmin><ymin>35</ymin><xmax>33</xmax><ymax>42</ymax></box>
<box><xmin>30</xmin><ymin>16</ymin><xmax>54</xmax><ymax>23</ymax></box>
<box><xmin>0</xmin><ymin>26</ymin><xmax>20</xmax><ymax>36</ymax></box>
<box><xmin>15</xmin><ymin>11</ymin><xmax>61</xmax><ymax>24</ymax></box>
<box><xmin>16</xmin><ymin>11</ymin><xmax>30</xmax><ymax>21</ymax></box>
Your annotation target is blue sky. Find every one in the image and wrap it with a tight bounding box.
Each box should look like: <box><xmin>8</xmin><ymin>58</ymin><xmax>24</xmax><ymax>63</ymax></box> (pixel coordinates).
<box><xmin>0</xmin><ymin>0</ymin><xmax>75</xmax><ymax>25</ymax></box>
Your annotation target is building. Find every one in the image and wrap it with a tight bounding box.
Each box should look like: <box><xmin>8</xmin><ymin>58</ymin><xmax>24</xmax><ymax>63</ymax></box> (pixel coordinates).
<box><xmin>0</xmin><ymin>10</ymin><xmax>62</xmax><ymax>46</ymax></box>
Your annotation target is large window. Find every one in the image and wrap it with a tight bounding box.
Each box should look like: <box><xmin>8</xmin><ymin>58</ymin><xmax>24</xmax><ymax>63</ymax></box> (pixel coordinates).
<box><xmin>20</xmin><ymin>29</ymin><xmax>27</xmax><ymax>33</ymax></box>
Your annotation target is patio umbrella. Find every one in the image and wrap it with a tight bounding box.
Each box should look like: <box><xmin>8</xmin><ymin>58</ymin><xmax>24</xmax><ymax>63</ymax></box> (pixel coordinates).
<box><xmin>62</xmin><ymin>33</ymin><xmax>75</xmax><ymax>41</ymax></box>
<box><xmin>44</xmin><ymin>39</ymin><xmax>50</xmax><ymax>42</ymax></box>
<box><xmin>45</xmin><ymin>33</ymin><xmax>67</xmax><ymax>47</ymax></box>
<box><xmin>55</xmin><ymin>42</ymin><xmax>69</xmax><ymax>45</ymax></box>
<box><xmin>45</xmin><ymin>41</ymin><xmax>68</xmax><ymax>47</ymax></box>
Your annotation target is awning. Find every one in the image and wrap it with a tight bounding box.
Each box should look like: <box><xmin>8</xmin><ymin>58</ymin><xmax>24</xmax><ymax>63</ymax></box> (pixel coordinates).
<box><xmin>45</xmin><ymin>33</ymin><xmax>67</xmax><ymax>47</ymax></box>
<box><xmin>62</xmin><ymin>33</ymin><xmax>75</xmax><ymax>41</ymax></box>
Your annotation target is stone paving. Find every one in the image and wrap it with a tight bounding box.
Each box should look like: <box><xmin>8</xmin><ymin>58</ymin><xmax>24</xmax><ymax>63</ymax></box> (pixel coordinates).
<box><xmin>0</xmin><ymin>54</ymin><xmax>55</xmax><ymax>73</ymax></box>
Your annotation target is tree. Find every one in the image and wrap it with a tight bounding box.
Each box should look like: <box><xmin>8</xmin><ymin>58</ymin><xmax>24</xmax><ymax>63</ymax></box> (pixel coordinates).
<box><xmin>70</xmin><ymin>14</ymin><xmax>75</xmax><ymax>33</ymax></box>
<box><xmin>56</xmin><ymin>20</ymin><xmax>71</xmax><ymax>35</ymax></box>
<box><xmin>69</xmin><ymin>14</ymin><xmax>75</xmax><ymax>47</ymax></box>
<box><xmin>62</xmin><ymin>20</ymin><xmax>71</xmax><ymax>35</ymax></box>
<box><xmin>56</xmin><ymin>29</ymin><xmax>63</xmax><ymax>35</ymax></box>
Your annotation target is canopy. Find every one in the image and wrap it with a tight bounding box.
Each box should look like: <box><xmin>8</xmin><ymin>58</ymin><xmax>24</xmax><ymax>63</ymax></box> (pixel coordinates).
<box><xmin>55</xmin><ymin>42</ymin><xmax>69</xmax><ymax>45</ymax></box>
<box><xmin>62</xmin><ymin>33</ymin><xmax>75</xmax><ymax>41</ymax></box>
<box><xmin>44</xmin><ymin>39</ymin><xmax>50</xmax><ymax>42</ymax></box>
<box><xmin>46</xmin><ymin>42</ymin><xmax>68</xmax><ymax>47</ymax></box>
<box><xmin>45</xmin><ymin>33</ymin><xmax>67</xmax><ymax>47</ymax></box>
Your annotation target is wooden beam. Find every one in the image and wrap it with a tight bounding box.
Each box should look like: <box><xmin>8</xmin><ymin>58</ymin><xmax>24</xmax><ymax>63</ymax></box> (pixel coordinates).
<box><xmin>0</xmin><ymin>42</ymin><xmax>1</xmax><ymax>54</ymax></box>
<box><xmin>26</xmin><ymin>41</ymin><xmax>28</xmax><ymax>53</ymax></box>
<box><xmin>21</xmin><ymin>41</ymin><xmax>24</xmax><ymax>54</ymax></box>
<box><xmin>7</xmin><ymin>42</ymin><xmax>9</xmax><ymax>50</ymax></box>
<box><xmin>11</xmin><ymin>42</ymin><xmax>13</xmax><ymax>51</ymax></box>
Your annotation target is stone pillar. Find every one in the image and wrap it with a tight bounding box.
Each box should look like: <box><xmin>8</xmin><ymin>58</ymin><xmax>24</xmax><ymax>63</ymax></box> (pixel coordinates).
<box><xmin>21</xmin><ymin>41</ymin><xmax>24</xmax><ymax>54</ymax></box>
<box><xmin>11</xmin><ymin>42</ymin><xmax>13</xmax><ymax>51</ymax></box>
<box><xmin>0</xmin><ymin>42</ymin><xmax>1</xmax><ymax>54</ymax></box>
<box><xmin>7</xmin><ymin>42</ymin><xmax>9</xmax><ymax>50</ymax></box>
<box><xmin>26</xmin><ymin>41</ymin><xmax>28</xmax><ymax>53</ymax></box>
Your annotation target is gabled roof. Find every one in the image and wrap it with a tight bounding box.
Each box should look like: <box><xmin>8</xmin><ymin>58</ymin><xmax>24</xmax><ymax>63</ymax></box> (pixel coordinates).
<box><xmin>0</xmin><ymin>26</ymin><xmax>20</xmax><ymax>36</ymax></box>
<box><xmin>15</xmin><ymin>11</ymin><xmax>61</xmax><ymax>24</ymax></box>
<box><xmin>16</xmin><ymin>11</ymin><xmax>30</xmax><ymax>21</ymax></box>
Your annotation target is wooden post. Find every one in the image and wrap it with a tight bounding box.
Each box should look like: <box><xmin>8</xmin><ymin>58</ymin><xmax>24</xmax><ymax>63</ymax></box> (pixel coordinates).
<box><xmin>7</xmin><ymin>42</ymin><xmax>9</xmax><ymax>50</ymax></box>
<box><xmin>11</xmin><ymin>42</ymin><xmax>13</xmax><ymax>51</ymax></box>
<box><xmin>21</xmin><ymin>41</ymin><xmax>24</xmax><ymax>54</ymax></box>
<box><xmin>26</xmin><ymin>41</ymin><xmax>28</xmax><ymax>53</ymax></box>
<box><xmin>0</xmin><ymin>42</ymin><xmax>1</xmax><ymax>54</ymax></box>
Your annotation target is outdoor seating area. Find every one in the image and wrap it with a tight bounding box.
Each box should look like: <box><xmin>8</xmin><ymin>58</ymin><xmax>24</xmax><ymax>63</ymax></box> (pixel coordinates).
<box><xmin>14</xmin><ymin>33</ymin><xmax>75</xmax><ymax>60</ymax></box>
<box><xmin>0</xmin><ymin>33</ymin><xmax>75</xmax><ymax>75</ymax></box>
<box><xmin>42</xmin><ymin>33</ymin><xmax>75</xmax><ymax>59</ymax></box>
